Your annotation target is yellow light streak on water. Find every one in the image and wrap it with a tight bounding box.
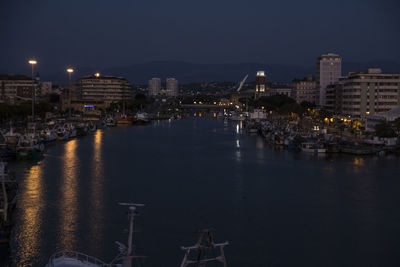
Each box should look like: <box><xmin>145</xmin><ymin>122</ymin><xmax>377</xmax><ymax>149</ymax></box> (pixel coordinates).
<box><xmin>59</xmin><ymin>139</ymin><xmax>78</xmax><ymax>250</ymax></box>
<box><xmin>89</xmin><ymin>130</ymin><xmax>104</xmax><ymax>246</ymax></box>
<box><xmin>16</xmin><ymin>163</ymin><xmax>43</xmax><ymax>266</ymax></box>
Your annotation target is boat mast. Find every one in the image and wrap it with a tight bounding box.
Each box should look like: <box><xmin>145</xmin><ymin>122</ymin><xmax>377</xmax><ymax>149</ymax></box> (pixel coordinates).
<box><xmin>117</xmin><ymin>203</ymin><xmax>145</xmax><ymax>267</ymax></box>
<box><xmin>180</xmin><ymin>229</ymin><xmax>229</xmax><ymax>267</ymax></box>
<box><xmin>0</xmin><ymin>163</ymin><xmax>12</xmax><ymax>222</ymax></box>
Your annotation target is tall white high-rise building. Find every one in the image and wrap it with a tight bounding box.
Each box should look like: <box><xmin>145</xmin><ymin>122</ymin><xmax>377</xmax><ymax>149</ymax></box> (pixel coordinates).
<box><xmin>316</xmin><ymin>53</ymin><xmax>342</xmax><ymax>107</ymax></box>
<box><xmin>166</xmin><ymin>77</ymin><xmax>178</xmax><ymax>97</ymax></box>
<box><xmin>148</xmin><ymin>78</ymin><xmax>161</xmax><ymax>96</ymax></box>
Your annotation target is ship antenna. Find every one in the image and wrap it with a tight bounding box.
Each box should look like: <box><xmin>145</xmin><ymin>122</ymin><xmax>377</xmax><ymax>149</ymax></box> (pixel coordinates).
<box><xmin>111</xmin><ymin>203</ymin><xmax>145</xmax><ymax>267</ymax></box>
<box><xmin>180</xmin><ymin>228</ymin><xmax>229</xmax><ymax>267</ymax></box>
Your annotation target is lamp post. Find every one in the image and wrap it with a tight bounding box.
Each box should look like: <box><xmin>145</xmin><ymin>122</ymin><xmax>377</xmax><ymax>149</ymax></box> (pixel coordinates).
<box><xmin>66</xmin><ymin>67</ymin><xmax>74</xmax><ymax>119</ymax></box>
<box><xmin>28</xmin><ymin>59</ymin><xmax>37</xmax><ymax>121</ymax></box>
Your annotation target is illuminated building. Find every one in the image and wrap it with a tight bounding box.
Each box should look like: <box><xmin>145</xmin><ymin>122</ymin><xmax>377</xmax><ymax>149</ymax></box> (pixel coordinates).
<box><xmin>78</xmin><ymin>74</ymin><xmax>132</xmax><ymax>102</ymax></box>
<box><xmin>166</xmin><ymin>77</ymin><xmax>179</xmax><ymax>97</ymax></box>
<box><xmin>255</xmin><ymin>71</ymin><xmax>267</xmax><ymax>97</ymax></box>
<box><xmin>0</xmin><ymin>74</ymin><xmax>39</xmax><ymax>104</ymax></box>
<box><xmin>293</xmin><ymin>75</ymin><xmax>317</xmax><ymax>104</ymax></box>
<box><xmin>326</xmin><ymin>68</ymin><xmax>400</xmax><ymax>117</ymax></box>
<box><xmin>316</xmin><ymin>53</ymin><xmax>342</xmax><ymax>107</ymax></box>
<box><xmin>148</xmin><ymin>78</ymin><xmax>161</xmax><ymax>96</ymax></box>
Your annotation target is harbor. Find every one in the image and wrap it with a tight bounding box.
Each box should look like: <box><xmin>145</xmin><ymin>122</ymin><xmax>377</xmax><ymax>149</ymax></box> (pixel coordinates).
<box><xmin>1</xmin><ymin>118</ymin><xmax>399</xmax><ymax>266</ymax></box>
<box><xmin>2</xmin><ymin>0</ymin><xmax>400</xmax><ymax>265</ymax></box>
<box><xmin>220</xmin><ymin>108</ymin><xmax>400</xmax><ymax>156</ymax></box>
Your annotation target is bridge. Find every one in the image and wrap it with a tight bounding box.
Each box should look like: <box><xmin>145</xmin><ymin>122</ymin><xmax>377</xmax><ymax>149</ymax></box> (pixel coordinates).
<box><xmin>180</xmin><ymin>104</ymin><xmax>236</xmax><ymax>110</ymax></box>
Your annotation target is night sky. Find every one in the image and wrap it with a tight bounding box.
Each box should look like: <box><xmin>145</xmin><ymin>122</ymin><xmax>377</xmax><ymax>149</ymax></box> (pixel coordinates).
<box><xmin>1</xmin><ymin>0</ymin><xmax>399</xmax><ymax>74</ymax></box>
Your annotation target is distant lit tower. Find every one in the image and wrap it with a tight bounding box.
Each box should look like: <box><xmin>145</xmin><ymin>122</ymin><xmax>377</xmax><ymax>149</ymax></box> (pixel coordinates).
<box><xmin>316</xmin><ymin>53</ymin><xmax>342</xmax><ymax>107</ymax></box>
<box><xmin>255</xmin><ymin>70</ymin><xmax>266</xmax><ymax>99</ymax></box>
<box><xmin>166</xmin><ymin>77</ymin><xmax>178</xmax><ymax>97</ymax></box>
<box><xmin>148</xmin><ymin>77</ymin><xmax>161</xmax><ymax>96</ymax></box>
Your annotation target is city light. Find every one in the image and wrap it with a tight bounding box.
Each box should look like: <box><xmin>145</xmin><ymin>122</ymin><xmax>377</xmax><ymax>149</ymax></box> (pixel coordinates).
<box><xmin>95</xmin><ymin>72</ymin><xmax>100</xmax><ymax>77</ymax></box>
<box><xmin>28</xmin><ymin>59</ymin><xmax>37</xmax><ymax>121</ymax></box>
<box><xmin>66</xmin><ymin>68</ymin><xmax>74</xmax><ymax>73</ymax></box>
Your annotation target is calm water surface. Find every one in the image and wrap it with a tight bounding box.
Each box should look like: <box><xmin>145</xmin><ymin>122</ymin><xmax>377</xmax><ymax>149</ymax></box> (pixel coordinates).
<box><xmin>6</xmin><ymin>118</ymin><xmax>400</xmax><ymax>266</ymax></box>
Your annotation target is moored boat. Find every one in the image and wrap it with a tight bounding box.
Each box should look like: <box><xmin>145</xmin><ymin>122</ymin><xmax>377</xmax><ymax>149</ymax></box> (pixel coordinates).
<box><xmin>40</xmin><ymin>128</ymin><xmax>57</xmax><ymax>144</ymax></box>
<box><xmin>135</xmin><ymin>112</ymin><xmax>150</xmax><ymax>124</ymax></box>
<box><xmin>56</xmin><ymin>127</ymin><xmax>69</xmax><ymax>141</ymax></box>
<box><xmin>301</xmin><ymin>142</ymin><xmax>326</xmax><ymax>154</ymax></box>
<box><xmin>117</xmin><ymin>114</ymin><xmax>133</xmax><ymax>125</ymax></box>
<box><xmin>0</xmin><ymin>162</ymin><xmax>18</xmax><ymax>244</ymax></box>
<box><xmin>45</xmin><ymin>203</ymin><xmax>145</xmax><ymax>267</ymax></box>
<box><xmin>16</xmin><ymin>134</ymin><xmax>45</xmax><ymax>160</ymax></box>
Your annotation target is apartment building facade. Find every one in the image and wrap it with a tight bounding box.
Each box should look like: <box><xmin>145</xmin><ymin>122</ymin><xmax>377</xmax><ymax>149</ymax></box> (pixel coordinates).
<box><xmin>78</xmin><ymin>75</ymin><xmax>132</xmax><ymax>102</ymax></box>
<box><xmin>293</xmin><ymin>75</ymin><xmax>317</xmax><ymax>104</ymax></box>
<box><xmin>327</xmin><ymin>69</ymin><xmax>400</xmax><ymax>117</ymax></box>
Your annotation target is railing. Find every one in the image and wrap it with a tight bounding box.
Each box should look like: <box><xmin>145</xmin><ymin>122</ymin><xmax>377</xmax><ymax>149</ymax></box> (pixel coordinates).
<box><xmin>47</xmin><ymin>250</ymin><xmax>117</xmax><ymax>267</ymax></box>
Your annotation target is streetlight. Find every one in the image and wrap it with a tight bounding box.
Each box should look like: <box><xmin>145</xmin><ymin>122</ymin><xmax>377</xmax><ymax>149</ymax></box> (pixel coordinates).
<box><xmin>94</xmin><ymin>72</ymin><xmax>100</xmax><ymax>78</ymax></box>
<box><xmin>28</xmin><ymin>59</ymin><xmax>37</xmax><ymax>121</ymax></box>
<box><xmin>66</xmin><ymin>67</ymin><xmax>74</xmax><ymax>118</ymax></box>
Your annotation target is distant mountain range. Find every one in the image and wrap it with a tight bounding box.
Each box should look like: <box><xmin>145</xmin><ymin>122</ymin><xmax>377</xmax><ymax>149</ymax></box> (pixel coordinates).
<box><xmin>2</xmin><ymin>60</ymin><xmax>400</xmax><ymax>85</ymax></box>
<box><xmin>104</xmin><ymin>60</ymin><xmax>400</xmax><ymax>84</ymax></box>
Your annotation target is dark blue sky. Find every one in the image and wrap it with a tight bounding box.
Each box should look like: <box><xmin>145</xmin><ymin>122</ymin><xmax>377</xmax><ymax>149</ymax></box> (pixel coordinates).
<box><xmin>1</xmin><ymin>0</ymin><xmax>399</xmax><ymax>73</ymax></box>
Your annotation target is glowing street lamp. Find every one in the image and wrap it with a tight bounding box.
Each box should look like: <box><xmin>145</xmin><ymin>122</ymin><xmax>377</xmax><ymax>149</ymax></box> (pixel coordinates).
<box><xmin>28</xmin><ymin>59</ymin><xmax>37</xmax><ymax>121</ymax></box>
<box><xmin>94</xmin><ymin>72</ymin><xmax>100</xmax><ymax>78</ymax></box>
<box><xmin>66</xmin><ymin>67</ymin><xmax>74</xmax><ymax>118</ymax></box>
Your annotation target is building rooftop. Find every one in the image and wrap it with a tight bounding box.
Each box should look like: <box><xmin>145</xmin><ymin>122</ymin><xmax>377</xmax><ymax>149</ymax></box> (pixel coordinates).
<box><xmin>321</xmin><ymin>53</ymin><xmax>340</xmax><ymax>57</ymax></box>
<box><xmin>0</xmin><ymin>74</ymin><xmax>32</xmax><ymax>80</ymax></box>
<box><xmin>292</xmin><ymin>75</ymin><xmax>314</xmax><ymax>83</ymax></box>
<box><xmin>268</xmin><ymin>82</ymin><xmax>292</xmax><ymax>89</ymax></box>
<box><xmin>79</xmin><ymin>75</ymin><xmax>128</xmax><ymax>81</ymax></box>
<box><xmin>368</xmin><ymin>106</ymin><xmax>400</xmax><ymax>121</ymax></box>
<box><xmin>346</xmin><ymin>68</ymin><xmax>400</xmax><ymax>78</ymax></box>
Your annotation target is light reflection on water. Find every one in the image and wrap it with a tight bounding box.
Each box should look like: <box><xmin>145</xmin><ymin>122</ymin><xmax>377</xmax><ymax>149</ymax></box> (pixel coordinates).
<box><xmin>8</xmin><ymin>119</ymin><xmax>400</xmax><ymax>267</ymax></box>
<box><xmin>59</xmin><ymin>139</ymin><xmax>78</xmax><ymax>250</ymax></box>
<box><xmin>89</xmin><ymin>130</ymin><xmax>105</xmax><ymax>247</ymax></box>
<box><xmin>15</xmin><ymin>163</ymin><xmax>44</xmax><ymax>266</ymax></box>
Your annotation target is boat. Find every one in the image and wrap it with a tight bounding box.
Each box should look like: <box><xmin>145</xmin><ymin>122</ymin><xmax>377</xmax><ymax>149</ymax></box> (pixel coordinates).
<box><xmin>104</xmin><ymin>115</ymin><xmax>116</xmax><ymax>127</ymax></box>
<box><xmin>0</xmin><ymin>162</ymin><xmax>18</xmax><ymax>244</ymax></box>
<box><xmin>56</xmin><ymin>127</ymin><xmax>69</xmax><ymax>141</ymax></box>
<box><xmin>117</xmin><ymin>114</ymin><xmax>133</xmax><ymax>126</ymax></box>
<box><xmin>40</xmin><ymin>128</ymin><xmax>57</xmax><ymax>144</ymax></box>
<box><xmin>88</xmin><ymin>122</ymin><xmax>97</xmax><ymax>132</ymax></box>
<box><xmin>249</xmin><ymin>109</ymin><xmax>267</xmax><ymax>121</ymax></box>
<box><xmin>117</xmin><ymin>101</ymin><xmax>133</xmax><ymax>126</ymax></box>
<box><xmin>16</xmin><ymin>134</ymin><xmax>45</xmax><ymax>160</ymax></box>
<box><xmin>45</xmin><ymin>203</ymin><xmax>145</xmax><ymax>267</ymax></box>
<box><xmin>229</xmin><ymin>111</ymin><xmax>246</xmax><ymax>121</ymax></box>
<box><xmin>3</xmin><ymin>127</ymin><xmax>20</xmax><ymax>151</ymax></box>
<box><xmin>246</xmin><ymin>122</ymin><xmax>259</xmax><ymax>134</ymax></box>
<box><xmin>75</xmin><ymin>123</ymin><xmax>89</xmax><ymax>137</ymax></box>
<box><xmin>64</xmin><ymin>123</ymin><xmax>77</xmax><ymax>138</ymax></box>
<box><xmin>0</xmin><ymin>133</ymin><xmax>16</xmax><ymax>161</ymax></box>
<box><xmin>135</xmin><ymin>112</ymin><xmax>150</xmax><ymax>124</ymax></box>
<box><xmin>300</xmin><ymin>142</ymin><xmax>326</xmax><ymax>154</ymax></box>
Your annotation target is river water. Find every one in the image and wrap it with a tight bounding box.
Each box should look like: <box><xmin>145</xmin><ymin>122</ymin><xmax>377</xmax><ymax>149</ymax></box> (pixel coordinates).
<box><xmin>5</xmin><ymin>118</ymin><xmax>400</xmax><ymax>266</ymax></box>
